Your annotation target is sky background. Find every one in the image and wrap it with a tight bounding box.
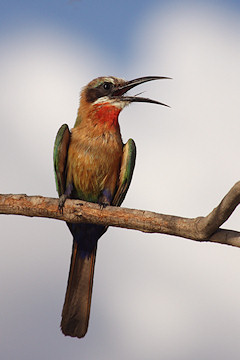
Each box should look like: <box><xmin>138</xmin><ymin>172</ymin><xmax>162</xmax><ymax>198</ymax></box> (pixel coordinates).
<box><xmin>1</xmin><ymin>0</ymin><xmax>240</xmax><ymax>359</ymax></box>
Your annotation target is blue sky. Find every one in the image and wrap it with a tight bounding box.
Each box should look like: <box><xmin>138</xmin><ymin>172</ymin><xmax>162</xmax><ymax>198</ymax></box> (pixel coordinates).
<box><xmin>1</xmin><ymin>0</ymin><xmax>240</xmax><ymax>61</ymax></box>
<box><xmin>1</xmin><ymin>1</ymin><xmax>240</xmax><ymax>360</ymax></box>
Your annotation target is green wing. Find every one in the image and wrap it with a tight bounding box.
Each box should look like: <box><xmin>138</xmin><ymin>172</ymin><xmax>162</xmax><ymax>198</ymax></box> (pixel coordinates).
<box><xmin>53</xmin><ymin>124</ymin><xmax>71</xmax><ymax>197</ymax></box>
<box><xmin>112</xmin><ymin>138</ymin><xmax>136</xmax><ymax>207</ymax></box>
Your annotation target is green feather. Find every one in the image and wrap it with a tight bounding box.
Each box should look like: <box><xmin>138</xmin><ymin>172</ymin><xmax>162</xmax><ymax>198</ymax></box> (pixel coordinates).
<box><xmin>53</xmin><ymin>124</ymin><xmax>71</xmax><ymax>196</ymax></box>
<box><xmin>112</xmin><ymin>138</ymin><xmax>136</xmax><ymax>206</ymax></box>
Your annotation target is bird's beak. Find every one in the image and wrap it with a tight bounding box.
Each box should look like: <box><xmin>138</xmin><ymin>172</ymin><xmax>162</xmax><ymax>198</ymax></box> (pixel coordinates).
<box><xmin>112</xmin><ymin>76</ymin><xmax>171</xmax><ymax>107</ymax></box>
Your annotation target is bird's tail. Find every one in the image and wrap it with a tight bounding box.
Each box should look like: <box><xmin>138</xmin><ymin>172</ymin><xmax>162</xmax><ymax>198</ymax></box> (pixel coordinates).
<box><xmin>61</xmin><ymin>241</ymin><xmax>97</xmax><ymax>338</ymax></box>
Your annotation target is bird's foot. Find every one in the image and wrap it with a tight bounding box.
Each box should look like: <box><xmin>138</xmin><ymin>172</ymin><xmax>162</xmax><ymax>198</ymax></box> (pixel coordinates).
<box><xmin>58</xmin><ymin>183</ymin><xmax>73</xmax><ymax>213</ymax></box>
<box><xmin>98</xmin><ymin>191</ymin><xmax>111</xmax><ymax>209</ymax></box>
<box><xmin>99</xmin><ymin>201</ymin><xmax>109</xmax><ymax>210</ymax></box>
<box><xmin>58</xmin><ymin>194</ymin><xmax>68</xmax><ymax>213</ymax></box>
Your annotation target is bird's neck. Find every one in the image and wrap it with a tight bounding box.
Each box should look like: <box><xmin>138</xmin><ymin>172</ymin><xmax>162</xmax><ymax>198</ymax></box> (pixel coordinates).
<box><xmin>76</xmin><ymin>100</ymin><xmax>121</xmax><ymax>131</ymax></box>
<box><xmin>91</xmin><ymin>103</ymin><xmax>121</xmax><ymax>129</ymax></box>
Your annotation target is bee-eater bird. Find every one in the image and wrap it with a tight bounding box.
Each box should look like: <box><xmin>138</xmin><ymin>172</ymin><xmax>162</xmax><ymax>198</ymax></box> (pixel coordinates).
<box><xmin>53</xmin><ymin>75</ymin><xmax>169</xmax><ymax>338</ymax></box>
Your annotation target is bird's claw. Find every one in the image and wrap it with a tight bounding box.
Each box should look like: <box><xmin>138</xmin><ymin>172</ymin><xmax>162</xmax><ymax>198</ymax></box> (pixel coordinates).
<box><xmin>98</xmin><ymin>194</ymin><xmax>110</xmax><ymax>209</ymax></box>
<box><xmin>58</xmin><ymin>194</ymin><xmax>68</xmax><ymax>213</ymax></box>
<box><xmin>99</xmin><ymin>202</ymin><xmax>108</xmax><ymax>210</ymax></box>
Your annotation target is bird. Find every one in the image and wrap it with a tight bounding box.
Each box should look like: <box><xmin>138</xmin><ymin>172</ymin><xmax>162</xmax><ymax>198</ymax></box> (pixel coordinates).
<box><xmin>53</xmin><ymin>75</ymin><xmax>169</xmax><ymax>338</ymax></box>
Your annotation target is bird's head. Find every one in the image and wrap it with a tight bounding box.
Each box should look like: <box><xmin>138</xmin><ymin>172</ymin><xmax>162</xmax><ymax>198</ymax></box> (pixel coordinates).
<box><xmin>76</xmin><ymin>76</ymin><xmax>170</xmax><ymax>127</ymax></box>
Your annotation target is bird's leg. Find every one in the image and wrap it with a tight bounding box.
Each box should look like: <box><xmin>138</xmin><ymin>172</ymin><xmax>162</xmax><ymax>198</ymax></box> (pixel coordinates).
<box><xmin>98</xmin><ymin>189</ymin><xmax>112</xmax><ymax>209</ymax></box>
<box><xmin>59</xmin><ymin>183</ymin><xmax>73</xmax><ymax>212</ymax></box>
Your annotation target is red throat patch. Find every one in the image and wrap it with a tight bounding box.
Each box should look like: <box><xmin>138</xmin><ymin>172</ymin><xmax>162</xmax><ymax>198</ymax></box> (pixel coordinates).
<box><xmin>92</xmin><ymin>103</ymin><xmax>121</xmax><ymax>129</ymax></box>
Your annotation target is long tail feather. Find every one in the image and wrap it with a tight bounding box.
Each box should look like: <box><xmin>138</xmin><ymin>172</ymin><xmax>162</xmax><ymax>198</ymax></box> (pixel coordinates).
<box><xmin>61</xmin><ymin>241</ymin><xmax>97</xmax><ymax>338</ymax></box>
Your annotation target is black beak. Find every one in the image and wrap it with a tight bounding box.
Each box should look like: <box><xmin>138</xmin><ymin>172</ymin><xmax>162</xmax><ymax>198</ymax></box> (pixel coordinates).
<box><xmin>112</xmin><ymin>76</ymin><xmax>171</xmax><ymax>107</ymax></box>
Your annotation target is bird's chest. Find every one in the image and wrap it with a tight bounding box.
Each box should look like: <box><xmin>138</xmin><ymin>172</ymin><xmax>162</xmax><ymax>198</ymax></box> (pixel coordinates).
<box><xmin>67</xmin><ymin>127</ymin><xmax>123</xmax><ymax>201</ymax></box>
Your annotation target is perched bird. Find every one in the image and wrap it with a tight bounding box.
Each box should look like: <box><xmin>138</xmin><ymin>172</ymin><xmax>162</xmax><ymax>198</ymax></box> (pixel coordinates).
<box><xmin>53</xmin><ymin>75</ymin><xmax>169</xmax><ymax>338</ymax></box>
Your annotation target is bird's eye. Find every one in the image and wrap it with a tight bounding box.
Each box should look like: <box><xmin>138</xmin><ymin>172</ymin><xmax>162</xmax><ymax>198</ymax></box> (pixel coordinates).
<box><xmin>103</xmin><ymin>82</ymin><xmax>111</xmax><ymax>90</ymax></box>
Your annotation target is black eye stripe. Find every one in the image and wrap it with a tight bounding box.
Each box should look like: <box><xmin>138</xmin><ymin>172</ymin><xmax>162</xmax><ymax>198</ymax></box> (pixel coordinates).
<box><xmin>85</xmin><ymin>82</ymin><xmax>114</xmax><ymax>102</ymax></box>
<box><xmin>102</xmin><ymin>82</ymin><xmax>114</xmax><ymax>91</ymax></box>
<box><xmin>103</xmin><ymin>82</ymin><xmax>111</xmax><ymax>90</ymax></box>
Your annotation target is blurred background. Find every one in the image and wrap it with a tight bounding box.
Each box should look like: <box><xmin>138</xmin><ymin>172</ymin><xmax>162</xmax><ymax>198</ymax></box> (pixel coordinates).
<box><xmin>1</xmin><ymin>0</ymin><xmax>240</xmax><ymax>359</ymax></box>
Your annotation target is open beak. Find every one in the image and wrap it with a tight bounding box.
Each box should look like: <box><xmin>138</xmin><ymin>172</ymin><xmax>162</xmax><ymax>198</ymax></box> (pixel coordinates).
<box><xmin>112</xmin><ymin>76</ymin><xmax>171</xmax><ymax>107</ymax></box>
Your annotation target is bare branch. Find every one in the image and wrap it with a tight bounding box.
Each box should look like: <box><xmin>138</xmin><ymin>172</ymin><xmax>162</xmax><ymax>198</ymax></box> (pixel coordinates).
<box><xmin>1</xmin><ymin>181</ymin><xmax>240</xmax><ymax>248</ymax></box>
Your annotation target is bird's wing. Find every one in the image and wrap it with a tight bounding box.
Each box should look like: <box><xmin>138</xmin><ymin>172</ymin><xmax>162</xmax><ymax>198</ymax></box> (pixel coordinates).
<box><xmin>112</xmin><ymin>138</ymin><xmax>136</xmax><ymax>207</ymax></box>
<box><xmin>53</xmin><ymin>124</ymin><xmax>71</xmax><ymax>196</ymax></box>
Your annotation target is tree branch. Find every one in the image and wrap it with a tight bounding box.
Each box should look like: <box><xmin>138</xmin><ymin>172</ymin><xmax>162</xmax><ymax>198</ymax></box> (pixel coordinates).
<box><xmin>1</xmin><ymin>181</ymin><xmax>240</xmax><ymax>248</ymax></box>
